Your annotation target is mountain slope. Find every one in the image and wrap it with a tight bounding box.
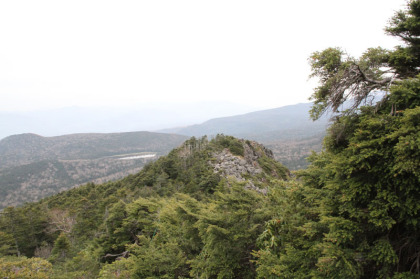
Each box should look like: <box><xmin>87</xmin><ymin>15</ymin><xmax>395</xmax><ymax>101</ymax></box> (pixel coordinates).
<box><xmin>162</xmin><ymin>102</ymin><xmax>329</xmax><ymax>169</ymax></box>
<box><xmin>0</xmin><ymin>135</ymin><xmax>289</xmax><ymax>278</ymax></box>
<box><xmin>0</xmin><ymin>131</ymin><xmax>188</xmax><ymax>208</ymax></box>
<box><xmin>0</xmin><ymin>131</ymin><xmax>188</xmax><ymax>169</ymax></box>
<box><xmin>161</xmin><ymin>102</ymin><xmax>329</xmax><ymax>139</ymax></box>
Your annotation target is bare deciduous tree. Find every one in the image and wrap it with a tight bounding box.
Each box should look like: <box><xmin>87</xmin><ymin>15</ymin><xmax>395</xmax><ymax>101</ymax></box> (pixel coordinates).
<box><xmin>47</xmin><ymin>208</ymin><xmax>76</xmax><ymax>234</ymax></box>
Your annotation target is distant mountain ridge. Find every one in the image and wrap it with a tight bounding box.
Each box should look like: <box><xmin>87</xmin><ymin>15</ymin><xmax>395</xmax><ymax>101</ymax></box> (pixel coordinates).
<box><xmin>0</xmin><ymin>101</ymin><xmax>259</xmax><ymax>140</ymax></box>
<box><xmin>161</xmin><ymin>102</ymin><xmax>329</xmax><ymax>141</ymax></box>
<box><xmin>161</xmin><ymin>102</ymin><xmax>330</xmax><ymax>169</ymax></box>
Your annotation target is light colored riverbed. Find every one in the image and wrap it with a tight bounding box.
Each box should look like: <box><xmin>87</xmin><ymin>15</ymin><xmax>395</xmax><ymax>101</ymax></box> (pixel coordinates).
<box><xmin>119</xmin><ymin>154</ymin><xmax>156</xmax><ymax>160</ymax></box>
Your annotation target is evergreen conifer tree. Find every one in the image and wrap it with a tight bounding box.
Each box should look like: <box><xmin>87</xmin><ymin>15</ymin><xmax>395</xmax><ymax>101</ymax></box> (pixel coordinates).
<box><xmin>256</xmin><ymin>1</ymin><xmax>420</xmax><ymax>278</ymax></box>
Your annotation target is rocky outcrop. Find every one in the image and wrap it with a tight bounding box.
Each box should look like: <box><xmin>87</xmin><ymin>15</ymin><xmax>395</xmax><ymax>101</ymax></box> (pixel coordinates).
<box><xmin>213</xmin><ymin>148</ymin><xmax>262</xmax><ymax>180</ymax></box>
<box><xmin>211</xmin><ymin>140</ymin><xmax>279</xmax><ymax>194</ymax></box>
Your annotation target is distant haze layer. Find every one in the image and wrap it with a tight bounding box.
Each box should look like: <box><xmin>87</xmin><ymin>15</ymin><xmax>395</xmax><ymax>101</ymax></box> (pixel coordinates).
<box><xmin>0</xmin><ymin>101</ymin><xmax>259</xmax><ymax>140</ymax></box>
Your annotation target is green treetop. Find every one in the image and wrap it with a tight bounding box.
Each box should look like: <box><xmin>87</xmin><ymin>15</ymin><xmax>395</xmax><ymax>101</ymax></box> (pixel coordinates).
<box><xmin>256</xmin><ymin>1</ymin><xmax>420</xmax><ymax>278</ymax></box>
<box><xmin>309</xmin><ymin>1</ymin><xmax>420</xmax><ymax>120</ymax></box>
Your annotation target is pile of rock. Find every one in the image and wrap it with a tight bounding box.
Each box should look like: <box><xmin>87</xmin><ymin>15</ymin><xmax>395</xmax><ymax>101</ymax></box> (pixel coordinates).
<box><xmin>212</xmin><ymin>148</ymin><xmax>262</xmax><ymax>181</ymax></box>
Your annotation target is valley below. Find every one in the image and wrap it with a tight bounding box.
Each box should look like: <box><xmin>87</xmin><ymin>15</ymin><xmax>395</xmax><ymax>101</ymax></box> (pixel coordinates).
<box><xmin>0</xmin><ymin>132</ymin><xmax>188</xmax><ymax>209</ymax></box>
<box><xmin>0</xmin><ymin>154</ymin><xmax>155</xmax><ymax>208</ymax></box>
<box><xmin>0</xmin><ymin>102</ymin><xmax>327</xmax><ymax>209</ymax></box>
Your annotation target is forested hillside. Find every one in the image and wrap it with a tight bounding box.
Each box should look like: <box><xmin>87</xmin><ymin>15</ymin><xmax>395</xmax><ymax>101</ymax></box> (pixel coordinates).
<box><xmin>0</xmin><ymin>132</ymin><xmax>187</xmax><ymax>208</ymax></box>
<box><xmin>0</xmin><ymin>135</ymin><xmax>289</xmax><ymax>278</ymax></box>
<box><xmin>0</xmin><ymin>1</ymin><xmax>419</xmax><ymax>278</ymax></box>
<box><xmin>0</xmin><ymin>132</ymin><xmax>187</xmax><ymax>168</ymax></box>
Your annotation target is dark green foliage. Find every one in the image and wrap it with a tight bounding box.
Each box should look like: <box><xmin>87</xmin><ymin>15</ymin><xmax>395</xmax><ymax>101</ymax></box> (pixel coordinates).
<box><xmin>389</xmin><ymin>74</ymin><xmax>420</xmax><ymax>110</ymax></box>
<box><xmin>309</xmin><ymin>1</ymin><xmax>420</xmax><ymax>120</ymax></box>
<box><xmin>258</xmin><ymin>156</ymin><xmax>289</xmax><ymax>180</ymax></box>
<box><xmin>191</xmin><ymin>184</ymin><xmax>272</xmax><ymax>279</ymax></box>
<box><xmin>0</xmin><ymin>134</ymin><xmax>286</xmax><ymax>277</ymax></box>
<box><xmin>254</xmin><ymin>2</ymin><xmax>420</xmax><ymax>277</ymax></box>
<box><xmin>50</xmin><ymin>233</ymin><xmax>71</xmax><ymax>262</ymax></box>
<box><xmin>386</xmin><ymin>0</ymin><xmax>420</xmax><ymax>78</ymax></box>
<box><xmin>215</xmin><ymin>134</ymin><xmax>245</xmax><ymax>156</ymax></box>
<box><xmin>112</xmin><ymin>195</ymin><xmax>202</xmax><ymax>278</ymax></box>
<box><xmin>256</xmin><ymin>95</ymin><xmax>420</xmax><ymax>277</ymax></box>
<box><xmin>0</xmin><ymin>205</ymin><xmax>49</xmax><ymax>258</ymax></box>
<box><xmin>0</xmin><ymin>232</ymin><xmax>15</xmax><ymax>256</ymax></box>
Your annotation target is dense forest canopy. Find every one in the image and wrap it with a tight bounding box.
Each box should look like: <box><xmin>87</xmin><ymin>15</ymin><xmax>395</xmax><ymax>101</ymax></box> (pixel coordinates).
<box><xmin>255</xmin><ymin>1</ymin><xmax>420</xmax><ymax>278</ymax></box>
<box><xmin>0</xmin><ymin>135</ymin><xmax>289</xmax><ymax>278</ymax></box>
<box><xmin>0</xmin><ymin>1</ymin><xmax>419</xmax><ymax>278</ymax></box>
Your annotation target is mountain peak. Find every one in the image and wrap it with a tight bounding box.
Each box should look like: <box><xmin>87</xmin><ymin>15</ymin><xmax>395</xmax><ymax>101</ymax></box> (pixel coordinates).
<box><xmin>140</xmin><ymin>135</ymin><xmax>289</xmax><ymax>196</ymax></box>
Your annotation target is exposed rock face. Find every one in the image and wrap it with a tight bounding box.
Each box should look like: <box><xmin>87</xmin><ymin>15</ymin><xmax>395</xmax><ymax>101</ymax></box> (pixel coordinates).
<box><xmin>211</xmin><ymin>140</ymin><xmax>278</xmax><ymax>194</ymax></box>
<box><xmin>213</xmin><ymin>149</ymin><xmax>262</xmax><ymax>181</ymax></box>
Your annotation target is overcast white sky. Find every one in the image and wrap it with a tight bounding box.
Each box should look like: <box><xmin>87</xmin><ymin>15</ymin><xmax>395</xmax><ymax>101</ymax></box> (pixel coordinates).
<box><xmin>0</xmin><ymin>0</ymin><xmax>407</xmax><ymax>112</ymax></box>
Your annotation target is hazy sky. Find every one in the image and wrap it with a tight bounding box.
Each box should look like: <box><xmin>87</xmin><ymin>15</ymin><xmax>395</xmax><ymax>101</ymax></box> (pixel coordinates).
<box><xmin>0</xmin><ymin>0</ymin><xmax>407</xmax><ymax>112</ymax></box>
